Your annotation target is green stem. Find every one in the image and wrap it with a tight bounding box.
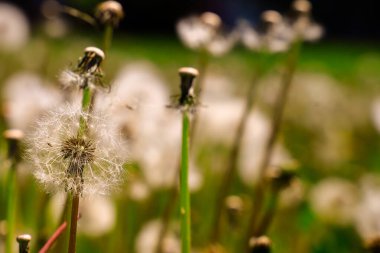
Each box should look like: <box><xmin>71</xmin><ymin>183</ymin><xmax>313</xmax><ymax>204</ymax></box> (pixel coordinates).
<box><xmin>6</xmin><ymin>161</ymin><xmax>17</xmax><ymax>253</ymax></box>
<box><xmin>180</xmin><ymin>112</ymin><xmax>191</xmax><ymax>253</ymax></box>
<box><xmin>67</xmin><ymin>194</ymin><xmax>80</xmax><ymax>253</ymax></box>
<box><xmin>103</xmin><ymin>24</ymin><xmax>113</xmax><ymax>56</ymax></box>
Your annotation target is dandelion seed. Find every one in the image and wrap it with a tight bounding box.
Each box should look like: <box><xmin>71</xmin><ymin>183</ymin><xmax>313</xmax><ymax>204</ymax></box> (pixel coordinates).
<box><xmin>26</xmin><ymin>104</ymin><xmax>127</xmax><ymax>195</ymax></box>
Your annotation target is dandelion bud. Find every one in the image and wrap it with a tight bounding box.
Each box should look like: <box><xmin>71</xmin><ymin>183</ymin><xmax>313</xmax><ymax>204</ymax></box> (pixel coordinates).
<box><xmin>178</xmin><ymin>67</ymin><xmax>199</xmax><ymax>106</ymax></box>
<box><xmin>95</xmin><ymin>1</ymin><xmax>124</xmax><ymax>27</ymax></box>
<box><xmin>16</xmin><ymin>234</ymin><xmax>32</xmax><ymax>253</ymax></box>
<box><xmin>77</xmin><ymin>46</ymin><xmax>105</xmax><ymax>74</ymax></box>
<box><xmin>249</xmin><ymin>236</ymin><xmax>271</xmax><ymax>253</ymax></box>
<box><xmin>4</xmin><ymin>129</ymin><xmax>24</xmax><ymax>160</ymax></box>
<box><xmin>225</xmin><ymin>195</ymin><xmax>243</xmax><ymax>228</ymax></box>
<box><xmin>365</xmin><ymin>237</ymin><xmax>380</xmax><ymax>253</ymax></box>
<box><xmin>200</xmin><ymin>12</ymin><xmax>222</xmax><ymax>30</ymax></box>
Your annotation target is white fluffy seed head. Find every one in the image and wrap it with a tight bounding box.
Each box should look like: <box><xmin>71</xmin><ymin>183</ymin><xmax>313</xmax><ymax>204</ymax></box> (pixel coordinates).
<box><xmin>26</xmin><ymin>104</ymin><xmax>128</xmax><ymax>195</ymax></box>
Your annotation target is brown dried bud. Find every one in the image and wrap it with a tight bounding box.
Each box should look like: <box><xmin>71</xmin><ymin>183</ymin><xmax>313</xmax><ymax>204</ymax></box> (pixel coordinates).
<box><xmin>16</xmin><ymin>234</ymin><xmax>32</xmax><ymax>253</ymax></box>
<box><xmin>225</xmin><ymin>195</ymin><xmax>244</xmax><ymax>228</ymax></box>
<box><xmin>95</xmin><ymin>1</ymin><xmax>124</xmax><ymax>27</ymax></box>
<box><xmin>178</xmin><ymin>67</ymin><xmax>199</xmax><ymax>106</ymax></box>
<box><xmin>77</xmin><ymin>46</ymin><xmax>105</xmax><ymax>74</ymax></box>
<box><xmin>365</xmin><ymin>237</ymin><xmax>380</xmax><ymax>253</ymax></box>
<box><xmin>249</xmin><ymin>236</ymin><xmax>271</xmax><ymax>253</ymax></box>
<box><xmin>4</xmin><ymin>129</ymin><xmax>24</xmax><ymax>160</ymax></box>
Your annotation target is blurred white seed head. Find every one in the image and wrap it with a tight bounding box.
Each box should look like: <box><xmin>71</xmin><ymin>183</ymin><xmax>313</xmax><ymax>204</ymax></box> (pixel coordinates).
<box><xmin>309</xmin><ymin>177</ymin><xmax>359</xmax><ymax>226</ymax></box>
<box><xmin>3</xmin><ymin>71</ymin><xmax>63</xmax><ymax>131</ymax></box>
<box><xmin>136</xmin><ymin>220</ymin><xmax>180</xmax><ymax>253</ymax></box>
<box><xmin>355</xmin><ymin>174</ymin><xmax>380</xmax><ymax>241</ymax></box>
<box><xmin>26</xmin><ymin>104</ymin><xmax>127</xmax><ymax>195</ymax></box>
<box><xmin>286</xmin><ymin>0</ymin><xmax>324</xmax><ymax>42</ymax></box>
<box><xmin>238</xmin><ymin>13</ymin><xmax>292</xmax><ymax>53</ymax></box>
<box><xmin>78</xmin><ymin>196</ymin><xmax>116</xmax><ymax>236</ymax></box>
<box><xmin>176</xmin><ymin>12</ymin><xmax>236</xmax><ymax>56</ymax></box>
<box><xmin>0</xmin><ymin>3</ymin><xmax>30</xmax><ymax>52</ymax></box>
<box><xmin>238</xmin><ymin>109</ymin><xmax>293</xmax><ymax>186</ymax></box>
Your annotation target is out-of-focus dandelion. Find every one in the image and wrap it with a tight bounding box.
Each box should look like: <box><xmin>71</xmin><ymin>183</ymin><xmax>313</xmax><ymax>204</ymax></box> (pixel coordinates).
<box><xmin>26</xmin><ymin>104</ymin><xmax>126</xmax><ymax>196</ymax></box>
<box><xmin>355</xmin><ymin>174</ymin><xmax>380</xmax><ymax>244</ymax></box>
<box><xmin>310</xmin><ymin>177</ymin><xmax>359</xmax><ymax>226</ymax></box>
<box><xmin>0</xmin><ymin>3</ymin><xmax>30</xmax><ymax>52</ymax></box>
<box><xmin>136</xmin><ymin>220</ymin><xmax>180</xmax><ymax>253</ymax></box>
<box><xmin>78</xmin><ymin>196</ymin><xmax>116</xmax><ymax>236</ymax></box>
<box><xmin>177</xmin><ymin>12</ymin><xmax>237</xmax><ymax>57</ymax></box>
<box><xmin>239</xmin><ymin>10</ymin><xmax>291</xmax><ymax>53</ymax></box>
<box><xmin>286</xmin><ymin>0</ymin><xmax>323</xmax><ymax>42</ymax></box>
<box><xmin>95</xmin><ymin>1</ymin><xmax>124</xmax><ymax>54</ymax></box>
<box><xmin>3</xmin><ymin>72</ymin><xmax>63</xmax><ymax>131</ymax></box>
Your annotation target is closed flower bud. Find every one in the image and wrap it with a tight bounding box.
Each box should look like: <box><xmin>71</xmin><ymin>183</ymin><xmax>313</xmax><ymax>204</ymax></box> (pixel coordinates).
<box><xmin>4</xmin><ymin>129</ymin><xmax>24</xmax><ymax>160</ymax></box>
<box><xmin>249</xmin><ymin>236</ymin><xmax>271</xmax><ymax>253</ymax></box>
<box><xmin>16</xmin><ymin>234</ymin><xmax>32</xmax><ymax>253</ymax></box>
<box><xmin>178</xmin><ymin>67</ymin><xmax>199</xmax><ymax>107</ymax></box>
<box><xmin>95</xmin><ymin>1</ymin><xmax>124</xmax><ymax>27</ymax></box>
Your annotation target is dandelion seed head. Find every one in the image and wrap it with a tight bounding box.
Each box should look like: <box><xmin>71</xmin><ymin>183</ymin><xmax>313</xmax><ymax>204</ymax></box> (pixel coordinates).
<box><xmin>26</xmin><ymin>104</ymin><xmax>127</xmax><ymax>195</ymax></box>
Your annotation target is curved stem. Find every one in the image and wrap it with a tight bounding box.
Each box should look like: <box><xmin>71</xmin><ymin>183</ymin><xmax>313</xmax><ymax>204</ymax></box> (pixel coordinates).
<box><xmin>180</xmin><ymin>112</ymin><xmax>191</xmax><ymax>253</ymax></box>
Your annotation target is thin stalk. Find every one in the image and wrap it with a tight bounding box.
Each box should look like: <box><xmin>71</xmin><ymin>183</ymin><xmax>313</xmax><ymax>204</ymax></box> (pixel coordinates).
<box><xmin>180</xmin><ymin>112</ymin><xmax>191</xmax><ymax>253</ymax></box>
<box><xmin>253</xmin><ymin>190</ymin><xmax>279</xmax><ymax>236</ymax></box>
<box><xmin>210</xmin><ymin>71</ymin><xmax>260</xmax><ymax>243</ymax></box>
<box><xmin>6</xmin><ymin>161</ymin><xmax>17</xmax><ymax>253</ymax></box>
<box><xmin>66</xmin><ymin>83</ymin><xmax>94</xmax><ymax>253</ymax></box>
<box><xmin>67</xmin><ymin>194</ymin><xmax>80</xmax><ymax>253</ymax></box>
<box><xmin>103</xmin><ymin>24</ymin><xmax>113</xmax><ymax>56</ymax></box>
<box><xmin>245</xmin><ymin>41</ymin><xmax>302</xmax><ymax>250</ymax></box>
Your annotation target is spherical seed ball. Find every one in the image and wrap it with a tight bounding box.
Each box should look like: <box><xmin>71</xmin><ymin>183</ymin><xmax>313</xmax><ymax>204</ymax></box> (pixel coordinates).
<box><xmin>26</xmin><ymin>104</ymin><xmax>128</xmax><ymax>195</ymax></box>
